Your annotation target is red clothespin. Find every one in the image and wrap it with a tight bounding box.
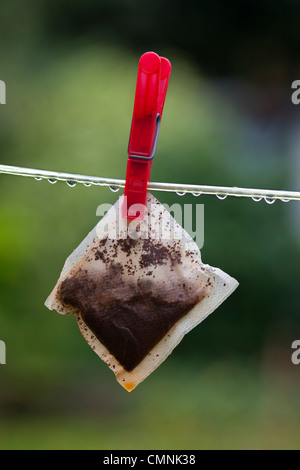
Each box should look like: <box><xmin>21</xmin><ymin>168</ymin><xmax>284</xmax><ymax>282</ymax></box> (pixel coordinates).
<box><xmin>122</xmin><ymin>52</ymin><xmax>171</xmax><ymax>220</ymax></box>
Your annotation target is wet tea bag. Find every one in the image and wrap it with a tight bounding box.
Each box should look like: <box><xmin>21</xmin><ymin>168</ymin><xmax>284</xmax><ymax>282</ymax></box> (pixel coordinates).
<box><xmin>45</xmin><ymin>193</ymin><xmax>238</xmax><ymax>391</ymax></box>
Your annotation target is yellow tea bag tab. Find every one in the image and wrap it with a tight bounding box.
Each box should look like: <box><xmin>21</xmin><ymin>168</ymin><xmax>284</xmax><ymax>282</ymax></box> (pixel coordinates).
<box><xmin>45</xmin><ymin>194</ymin><xmax>238</xmax><ymax>391</ymax></box>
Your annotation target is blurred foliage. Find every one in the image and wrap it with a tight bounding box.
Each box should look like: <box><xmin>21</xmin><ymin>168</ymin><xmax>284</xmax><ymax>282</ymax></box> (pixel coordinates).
<box><xmin>1</xmin><ymin>360</ymin><xmax>300</xmax><ymax>450</ymax></box>
<box><xmin>0</xmin><ymin>0</ymin><xmax>299</xmax><ymax>450</ymax></box>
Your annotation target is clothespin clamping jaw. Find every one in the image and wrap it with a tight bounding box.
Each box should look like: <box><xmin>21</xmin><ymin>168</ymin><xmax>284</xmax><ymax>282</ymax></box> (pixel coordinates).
<box><xmin>122</xmin><ymin>52</ymin><xmax>171</xmax><ymax>220</ymax></box>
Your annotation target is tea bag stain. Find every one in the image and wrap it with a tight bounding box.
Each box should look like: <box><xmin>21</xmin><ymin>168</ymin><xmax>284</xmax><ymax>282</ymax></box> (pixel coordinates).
<box><xmin>59</xmin><ymin>261</ymin><xmax>206</xmax><ymax>371</ymax></box>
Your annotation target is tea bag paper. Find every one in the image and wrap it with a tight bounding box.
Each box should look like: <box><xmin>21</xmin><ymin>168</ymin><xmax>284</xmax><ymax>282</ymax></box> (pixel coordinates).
<box><xmin>45</xmin><ymin>193</ymin><xmax>238</xmax><ymax>391</ymax></box>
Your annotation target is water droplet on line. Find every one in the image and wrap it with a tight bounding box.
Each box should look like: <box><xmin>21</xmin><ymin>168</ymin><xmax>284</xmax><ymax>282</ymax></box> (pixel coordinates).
<box><xmin>216</xmin><ymin>194</ymin><xmax>227</xmax><ymax>200</ymax></box>
<box><xmin>176</xmin><ymin>192</ymin><xmax>186</xmax><ymax>196</ymax></box>
<box><xmin>252</xmin><ymin>197</ymin><xmax>262</xmax><ymax>202</ymax></box>
<box><xmin>264</xmin><ymin>197</ymin><xmax>276</xmax><ymax>204</ymax></box>
<box><xmin>35</xmin><ymin>177</ymin><xmax>42</xmax><ymax>181</ymax></box>
<box><xmin>84</xmin><ymin>183</ymin><xmax>92</xmax><ymax>187</ymax></box>
<box><xmin>192</xmin><ymin>193</ymin><xmax>201</xmax><ymax>197</ymax></box>
<box><xmin>48</xmin><ymin>178</ymin><xmax>57</xmax><ymax>184</ymax></box>
<box><xmin>66</xmin><ymin>180</ymin><xmax>76</xmax><ymax>187</ymax></box>
<box><xmin>109</xmin><ymin>185</ymin><xmax>120</xmax><ymax>192</ymax></box>
<box><xmin>281</xmin><ymin>198</ymin><xmax>290</xmax><ymax>203</ymax></box>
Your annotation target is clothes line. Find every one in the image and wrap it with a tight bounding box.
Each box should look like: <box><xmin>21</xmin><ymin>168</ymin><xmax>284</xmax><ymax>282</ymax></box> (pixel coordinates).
<box><xmin>0</xmin><ymin>163</ymin><xmax>299</xmax><ymax>203</ymax></box>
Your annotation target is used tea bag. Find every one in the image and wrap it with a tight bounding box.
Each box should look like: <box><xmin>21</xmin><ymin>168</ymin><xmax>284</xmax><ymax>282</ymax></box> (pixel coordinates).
<box><xmin>45</xmin><ymin>193</ymin><xmax>238</xmax><ymax>391</ymax></box>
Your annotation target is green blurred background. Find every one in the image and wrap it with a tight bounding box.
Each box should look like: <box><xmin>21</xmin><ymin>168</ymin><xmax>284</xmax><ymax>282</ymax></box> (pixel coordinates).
<box><xmin>0</xmin><ymin>0</ymin><xmax>300</xmax><ymax>450</ymax></box>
